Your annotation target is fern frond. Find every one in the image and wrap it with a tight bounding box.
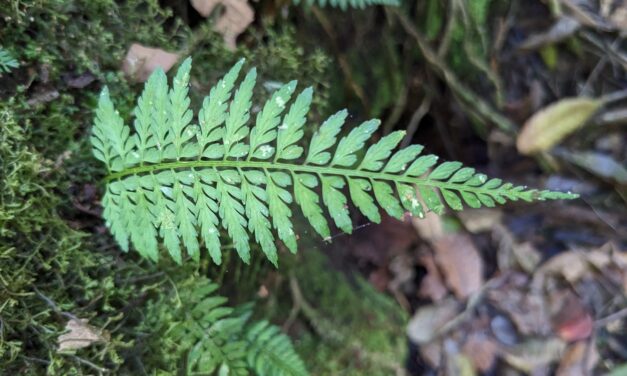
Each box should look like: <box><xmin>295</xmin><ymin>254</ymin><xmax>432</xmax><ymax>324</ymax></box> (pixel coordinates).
<box><xmin>165</xmin><ymin>281</ymin><xmax>249</xmax><ymax>375</ymax></box>
<box><xmin>293</xmin><ymin>0</ymin><xmax>400</xmax><ymax>10</ymax></box>
<box><xmin>0</xmin><ymin>47</ymin><xmax>18</xmax><ymax>74</ymax></box>
<box><xmin>145</xmin><ymin>278</ymin><xmax>308</xmax><ymax>375</ymax></box>
<box><xmin>245</xmin><ymin>321</ymin><xmax>309</xmax><ymax>376</ymax></box>
<box><xmin>92</xmin><ymin>58</ymin><xmax>578</xmax><ymax>266</ymax></box>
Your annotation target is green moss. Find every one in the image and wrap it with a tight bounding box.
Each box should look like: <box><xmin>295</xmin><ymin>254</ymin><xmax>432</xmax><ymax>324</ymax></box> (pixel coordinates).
<box><xmin>0</xmin><ymin>0</ymin><xmax>333</xmax><ymax>373</ymax></box>
<box><xmin>291</xmin><ymin>251</ymin><xmax>408</xmax><ymax>375</ymax></box>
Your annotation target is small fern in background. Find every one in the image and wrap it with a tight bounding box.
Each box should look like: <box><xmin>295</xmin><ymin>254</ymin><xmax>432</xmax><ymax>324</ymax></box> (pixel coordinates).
<box><xmin>293</xmin><ymin>0</ymin><xmax>400</xmax><ymax>10</ymax></box>
<box><xmin>0</xmin><ymin>47</ymin><xmax>19</xmax><ymax>74</ymax></box>
<box><xmin>143</xmin><ymin>277</ymin><xmax>308</xmax><ymax>376</ymax></box>
<box><xmin>91</xmin><ymin>58</ymin><xmax>577</xmax><ymax>266</ymax></box>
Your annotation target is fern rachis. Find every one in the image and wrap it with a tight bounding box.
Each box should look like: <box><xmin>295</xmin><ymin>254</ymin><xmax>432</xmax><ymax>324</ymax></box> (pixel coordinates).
<box><xmin>92</xmin><ymin>58</ymin><xmax>578</xmax><ymax>266</ymax></box>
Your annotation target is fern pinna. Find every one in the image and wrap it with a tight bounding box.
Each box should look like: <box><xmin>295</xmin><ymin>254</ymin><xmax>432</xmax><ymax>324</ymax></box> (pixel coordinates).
<box><xmin>144</xmin><ymin>278</ymin><xmax>308</xmax><ymax>375</ymax></box>
<box><xmin>92</xmin><ymin>58</ymin><xmax>577</xmax><ymax>266</ymax></box>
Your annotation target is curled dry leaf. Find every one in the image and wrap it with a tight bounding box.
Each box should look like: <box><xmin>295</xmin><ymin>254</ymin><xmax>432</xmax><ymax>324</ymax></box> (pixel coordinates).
<box><xmin>57</xmin><ymin>318</ymin><xmax>105</xmax><ymax>351</ymax></box>
<box><xmin>190</xmin><ymin>0</ymin><xmax>254</xmax><ymax>50</ymax></box>
<box><xmin>407</xmin><ymin>297</ymin><xmax>460</xmax><ymax>344</ymax></box>
<box><xmin>516</xmin><ymin>97</ymin><xmax>603</xmax><ymax>155</ymax></box>
<box><xmin>433</xmin><ymin>234</ymin><xmax>484</xmax><ymax>299</ymax></box>
<box><xmin>123</xmin><ymin>44</ymin><xmax>179</xmax><ymax>82</ymax></box>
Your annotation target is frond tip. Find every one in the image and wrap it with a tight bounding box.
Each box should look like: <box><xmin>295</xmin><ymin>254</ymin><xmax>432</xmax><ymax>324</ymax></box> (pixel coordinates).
<box><xmin>92</xmin><ymin>58</ymin><xmax>578</xmax><ymax>266</ymax></box>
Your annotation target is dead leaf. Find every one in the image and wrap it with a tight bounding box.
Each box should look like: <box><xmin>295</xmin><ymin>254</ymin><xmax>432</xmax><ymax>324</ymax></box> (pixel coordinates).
<box><xmin>557</xmin><ymin>340</ymin><xmax>599</xmax><ymax>376</ymax></box>
<box><xmin>57</xmin><ymin>318</ymin><xmax>105</xmax><ymax>351</ymax></box>
<box><xmin>458</xmin><ymin>209</ymin><xmax>502</xmax><ymax>234</ymax></box>
<box><xmin>516</xmin><ymin>97</ymin><xmax>603</xmax><ymax>155</ymax></box>
<box><xmin>534</xmin><ymin>243</ymin><xmax>627</xmax><ymax>290</ymax></box>
<box><xmin>503</xmin><ymin>337</ymin><xmax>567</xmax><ymax>373</ymax></box>
<box><xmin>550</xmin><ymin>291</ymin><xmax>594</xmax><ymax>342</ymax></box>
<box><xmin>554</xmin><ymin>149</ymin><xmax>627</xmax><ymax>184</ymax></box>
<box><xmin>489</xmin><ymin>273</ymin><xmax>553</xmax><ymax>336</ymax></box>
<box><xmin>601</xmin><ymin>0</ymin><xmax>627</xmax><ymax>30</ymax></box>
<box><xmin>519</xmin><ymin>16</ymin><xmax>581</xmax><ymax>51</ymax></box>
<box><xmin>407</xmin><ymin>297</ymin><xmax>460</xmax><ymax>344</ymax></box>
<box><xmin>412</xmin><ymin>210</ymin><xmax>444</xmax><ymax>241</ymax></box>
<box><xmin>418</xmin><ymin>251</ymin><xmax>448</xmax><ymax>301</ymax></box>
<box><xmin>122</xmin><ymin>44</ymin><xmax>179</xmax><ymax>82</ymax></box>
<box><xmin>190</xmin><ymin>0</ymin><xmax>254</xmax><ymax>50</ymax></box>
<box><xmin>433</xmin><ymin>234</ymin><xmax>484</xmax><ymax>299</ymax></box>
<box><xmin>461</xmin><ymin>333</ymin><xmax>498</xmax><ymax>372</ymax></box>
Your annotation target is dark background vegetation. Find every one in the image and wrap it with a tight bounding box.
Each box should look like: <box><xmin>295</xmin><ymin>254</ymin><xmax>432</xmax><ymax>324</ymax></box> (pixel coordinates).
<box><xmin>1</xmin><ymin>0</ymin><xmax>625</xmax><ymax>374</ymax></box>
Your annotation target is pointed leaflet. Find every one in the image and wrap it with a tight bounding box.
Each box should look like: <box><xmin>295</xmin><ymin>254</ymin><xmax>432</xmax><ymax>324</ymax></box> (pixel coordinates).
<box><xmin>249</xmin><ymin>81</ymin><xmax>297</xmax><ymax>160</ymax></box>
<box><xmin>322</xmin><ymin>176</ymin><xmax>352</xmax><ymax>233</ymax></box>
<box><xmin>294</xmin><ymin>173</ymin><xmax>330</xmax><ymax>239</ymax></box>
<box><xmin>332</xmin><ymin>119</ymin><xmax>380</xmax><ymax>167</ymax></box>
<box><xmin>275</xmin><ymin>87</ymin><xmax>313</xmax><ymax>161</ymax></box>
<box><xmin>198</xmin><ymin>59</ymin><xmax>244</xmax><ymax>159</ymax></box>
<box><xmin>266</xmin><ymin>172</ymin><xmax>298</xmax><ymax>253</ymax></box>
<box><xmin>168</xmin><ymin>58</ymin><xmax>195</xmax><ymax>158</ymax></box>
<box><xmin>132</xmin><ymin>72</ymin><xmax>160</xmax><ymax>163</ymax></box>
<box><xmin>384</xmin><ymin>145</ymin><xmax>424</xmax><ymax>173</ymax></box>
<box><xmin>223</xmin><ymin>68</ymin><xmax>257</xmax><ymax>158</ymax></box>
<box><xmin>91</xmin><ymin>87</ymin><xmax>132</xmax><ymax>171</ymax></box>
<box><xmin>305</xmin><ymin>110</ymin><xmax>347</xmax><ymax>165</ymax></box>
<box><xmin>216</xmin><ymin>170</ymin><xmax>250</xmax><ymax>262</ymax></box>
<box><xmin>359</xmin><ymin>130</ymin><xmax>405</xmax><ymax>171</ymax></box>
<box><xmin>192</xmin><ymin>170</ymin><xmax>222</xmax><ymax>264</ymax></box>
<box><xmin>348</xmin><ymin>178</ymin><xmax>381</xmax><ymax>223</ymax></box>
<box><xmin>241</xmin><ymin>170</ymin><xmax>278</xmax><ymax>266</ymax></box>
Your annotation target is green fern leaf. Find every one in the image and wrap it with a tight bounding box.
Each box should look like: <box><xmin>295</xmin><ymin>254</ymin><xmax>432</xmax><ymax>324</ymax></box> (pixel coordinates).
<box><xmin>245</xmin><ymin>321</ymin><xmax>309</xmax><ymax>376</ymax></box>
<box><xmin>144</xmin><ymin>277</ymin><xmax>308</xmax><ymax>375</ymax></box>
<box><xmin>92</xmin><ymin>58</ymin><xmax>578</xmax><ymax>265</ymax></box>
<box><xmin>0</xmin><ymin>47</ymin><xmax>18</xmax><ymax>74</ymax></box>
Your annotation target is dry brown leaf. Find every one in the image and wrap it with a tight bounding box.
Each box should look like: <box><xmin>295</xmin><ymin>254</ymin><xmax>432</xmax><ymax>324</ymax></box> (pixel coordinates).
<box><xmin>534</xmin><ymin>243</ymin><xmax>627</xmax><ymax>290</ymax></box>
<box><xmin>190</xmin><ymin>0</ymin><xmax>254</xmax><ymax>50</ymax></box>
<box><xmin>602</xmin><ymin>0</ymin><xmax>627</xmax><ymax>29</ymax></box>
<box><xmin>556</xmin><ymin>341</ymin><xmax>599</xmax><ymax>376</ymax></box>
<box><xmin>433</xmin><ymin>234</ymin><xmax>484</xmax><ymax>299</ymax></box>
<box><xmin>461</xmin><ymin>333</ymin><xmax>498</xmax><ymax>372</ymax></box>
<box><xmin>418</xmin><ymin>251</ymin><xmax>448</xmax><ymax>301</ymax></box>
<box><xmin>550</xmin><ymin>291</ymin><xmax>594</xmax><ymax>342</ymax></box>
<box><xmin>412</xmin><ymin>210</ymin><xmax>444</xmax><ymax>241</ymax></box>
<box><xmin>407</xmin><ymin>297</ymin><xmax>460</xmax><ymax>344</ymax></box>
<box><xmin>57</xmin><ymin>318</ymin><xmax>105</xmax><ymax>351</ymax></box>
<box><xmin>458</xmin><ymin>209</ymin><xmax>502</xmax><ymax>234</ymax></box>
<box><xmin>516</xmin><ymin>97</ymin><xmax>603</xmax><ymax>155</ymax></box>
<box><xmin>503</xmin><ymin>338</ymin><xmax>567</xmax><ymax>373</ymax></box>
<box><xmin>122</xmin><ymin>44</ymin><xmax>179</xmax><ymax>82</ymax></box>
<box><xmin>488</xmin><ymin>274</ymin><xmax>553</xmax><ymax>336</ymax></box>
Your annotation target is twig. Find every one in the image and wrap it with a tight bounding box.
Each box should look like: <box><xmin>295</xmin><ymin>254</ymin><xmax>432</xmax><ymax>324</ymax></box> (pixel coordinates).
<box><xmin>393</xmin><ymin>9</ymin><xmax>517</xmax><ymax>135</ymax></box>
<box><xmin>401</xmin><ymin>96</ymin><xmax>431</xmax><ymax>148</ymax></box>
<box><xmin>595</xmin><ymin>307</ymin><xmax>627</xmax><ymax>328</ymax></box>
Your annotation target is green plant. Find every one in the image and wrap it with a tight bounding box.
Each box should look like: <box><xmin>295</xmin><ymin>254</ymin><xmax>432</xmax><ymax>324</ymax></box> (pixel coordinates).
<box><xmin>0</xmin><ymin>47</ymin><xmax>18</xmax><ymax>74</ymax></box>
<box><xmin>293</xmin><ymin>0</ymin><xmax>399</xmax><ymax>10</ymax></box>
<box><xmin>142</xmin><ymin>277</ymin><xmax>308</xmax><ymax>375</ymax></box>
<box><xmin>91</xmin><ymin>58</ymin><xmax>577</xmax><ymax>266</ymax></box>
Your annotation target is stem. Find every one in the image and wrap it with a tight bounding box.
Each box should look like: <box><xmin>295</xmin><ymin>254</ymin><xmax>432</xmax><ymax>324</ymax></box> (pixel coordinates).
<box><xmin>105</xmin><ymin>159</ymin><xmax>507</xmax><ymax>196</ymax></box>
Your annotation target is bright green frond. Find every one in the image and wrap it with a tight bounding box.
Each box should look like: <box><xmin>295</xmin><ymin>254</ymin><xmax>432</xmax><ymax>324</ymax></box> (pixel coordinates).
<box><xmin>92</xmin><ymin>58</ymin><xmax>578</xmax><ymax>266</ymax></box>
